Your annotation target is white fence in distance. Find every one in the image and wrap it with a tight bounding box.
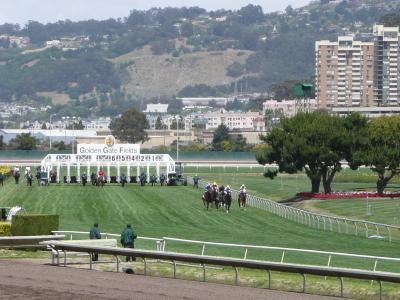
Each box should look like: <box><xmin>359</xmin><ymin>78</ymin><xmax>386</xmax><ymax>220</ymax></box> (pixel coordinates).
<box><xmin>187</xmin><ymin>178</ymin><xmax>400</xmax><ymax>242</ymax></box>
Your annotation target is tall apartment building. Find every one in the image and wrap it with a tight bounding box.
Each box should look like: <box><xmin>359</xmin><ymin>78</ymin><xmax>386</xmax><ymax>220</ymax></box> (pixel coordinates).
<box><xmin>373</xmin><ymin>25</ymin><xmax>400</xmax><ymax>106</ymax></box>
<box><xmin>315</xmin><ymin>36</ymin><xmax>374</xmax><ymax>108</ymax></box>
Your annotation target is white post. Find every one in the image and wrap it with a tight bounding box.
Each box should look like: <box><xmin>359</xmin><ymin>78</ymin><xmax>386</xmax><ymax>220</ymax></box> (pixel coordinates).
<box><xmin>136</xmin><ymin>163</ymin><xmax>140</xmax><ymax>179</ymax></box>
<box><xmin>156</xmin><ymin>163</ymin><xmax>160</xmax><ymax>182</ymax></box>
<box><xmin>47</xmin><ymin>165</ymin><xmax>51</xmax><ymax>182</ymax></box>
<box><xmin>67</xmin><ymin>163</ymin><xmax>71</xmax><ymax>183</ymax></box>
<box><xmin>117</xmin><ymin>162</ymin><xmax>121</xmax><ymax>183</ymax></box>
<box><xmin>77</xmin><ymin>162</ymin><xmax>81</xmax><ymax>183</ymax></box>
<box><xmin>107</xmin><ymin>162</ymin><xmax>111</xmax><ymax>183</ymax></box>
<box><xmin>87</xmin><ymin>162</ymin><xmax>90</xmax><ymax>177</ymax></box>
<box><xmin>127</xmin><ymin>163</ymin><xmax>130</xmax><ymax>182</ymax></box>
<box><xmin>97</xmin><ymin>163</ymin><xmax>100</xmax><ymax>173</ymax></box>
<box><xmin>56</xmin><ymin>162</ymin><xmax>60</xmax><ymax>183</ymax></box>
<box><xmin>146</xmin><ymin>163</ymin><xmax>150</xmax><ymax>183</ymax></box>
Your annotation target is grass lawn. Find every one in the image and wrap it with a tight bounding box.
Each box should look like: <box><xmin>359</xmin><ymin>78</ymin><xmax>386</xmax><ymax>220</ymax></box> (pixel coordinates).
<box><xmin>1</xmin><ymin>176</ymin><xmax>400</xmax><ymax>271</ymax></box>
<box><xmin>2</xmin><ymin>172</ymin><xmax>400</xmax><ymax>299</ymax></box>
<box><xmin>298</xmin><ymin>198</ymin><xmax>400</xmax><ymax>226</ymax></box>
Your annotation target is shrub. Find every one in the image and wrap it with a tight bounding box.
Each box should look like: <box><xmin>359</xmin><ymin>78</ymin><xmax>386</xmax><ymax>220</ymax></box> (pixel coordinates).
<box><xmin>0</xmin><ymin>222</ymin><xmax>11</xmax><ymax>236</ymax></box>
<box><xmin>11</xmin><ymin>214</ymin><xmax>59</xmax><ymax>236</ymax></box>
<box><xmin>0</xmin><ymin>166</ymin><xmax>12</xmax><ymax>176</ymax></box>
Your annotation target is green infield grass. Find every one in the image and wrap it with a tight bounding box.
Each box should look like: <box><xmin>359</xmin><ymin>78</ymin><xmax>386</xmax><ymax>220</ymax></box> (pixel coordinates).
<box><xmin>1</xmin><ymin>176</ymin><xmax>400</xmax><ymax>273</ymax></box>
<box><xmin>298</xmin><ymin>198</ymin><xmax>400</xmax><ymax>226</ymax></box>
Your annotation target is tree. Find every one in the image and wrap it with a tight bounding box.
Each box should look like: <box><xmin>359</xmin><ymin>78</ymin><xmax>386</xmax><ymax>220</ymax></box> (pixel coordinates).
<box><xmin>170</xmin><ymin>116</ymin><xmax>184</xmax><ymax>130</ymax></box>
<box><xmin>167</xmin><ymin>98</ymin><xmax>183</xmax><ymax>114</ymax></box>
<box><xmin>352</xmin><ymin>116</ymin><xmax>400</xmax><ymax>194</ymax></box>
<box><xmin>155</xmin><ymin>116</ymin><xmax>164</xmax><ymax>130</ymax></box>
<box><xmin>110</xmin><ymin>108</ymin><xmax>149</xmax><ymax>143</ymax></box>
<box><xmin>9</xmin><ymin>133</ymin><xmax>38</xmax><ymax>150</ymax></box>
<box><xmin>257</xmin><ymin>112</ymin><xmax>352</xmax><ymax>194</ymax></box>
<box><xmin>212</xmin><ymin>124</ymin><xmax>230</xmax><ymax>151</ymax></box>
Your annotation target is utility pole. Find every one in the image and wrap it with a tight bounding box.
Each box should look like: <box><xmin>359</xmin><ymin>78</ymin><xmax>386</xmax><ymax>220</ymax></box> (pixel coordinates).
<box><xmin>176</xmin><ymin>116</ymin><xmax>179</xmax><ymax>161</ymax></box>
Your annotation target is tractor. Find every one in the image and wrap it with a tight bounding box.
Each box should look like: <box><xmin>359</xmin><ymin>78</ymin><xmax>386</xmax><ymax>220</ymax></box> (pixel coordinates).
<box><xmin>167</xmin><ymin>162</ymin><xmax>187</xmax><ymax>186</ymax></box>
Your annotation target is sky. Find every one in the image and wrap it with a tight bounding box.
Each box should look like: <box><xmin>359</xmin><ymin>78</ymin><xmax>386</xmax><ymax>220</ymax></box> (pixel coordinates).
<box><xmin>0</xmin><ymin>0</ymin><xmax>311</xmax><ymax>26</ymax></box>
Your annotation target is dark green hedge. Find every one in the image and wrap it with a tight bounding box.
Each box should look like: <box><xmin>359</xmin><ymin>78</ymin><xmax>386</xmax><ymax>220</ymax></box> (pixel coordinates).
<box><xmin>11</xmin><ymin>214</ymin><xmax>59</xmax><ymax>236</ymax></box>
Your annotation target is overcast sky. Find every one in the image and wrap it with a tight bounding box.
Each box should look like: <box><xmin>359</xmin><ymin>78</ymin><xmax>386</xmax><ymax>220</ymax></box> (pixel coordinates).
<box><xmin>0</xmin><ymin>0</ymin><xmax>311</xmax><ymax>26</ymax></box>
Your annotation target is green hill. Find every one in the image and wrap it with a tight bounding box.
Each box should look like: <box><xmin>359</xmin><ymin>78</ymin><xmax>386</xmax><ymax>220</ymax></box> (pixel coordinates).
<box><xmin>0</xmin><ymin>0</ymin><xmax>398</xmax><ymax>114</ymax></box>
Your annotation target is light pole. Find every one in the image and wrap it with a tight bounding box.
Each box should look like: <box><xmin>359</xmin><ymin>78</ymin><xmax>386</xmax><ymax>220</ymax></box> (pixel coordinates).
<box><xmin>176</xmin><ymin>115</ymin><xmax>179</xmax><ymax>161</ymax></box>
<box><xmin>71</xmin><ymin>116</ymin><xmax>76</xmax><ymax>154</ymax></box>
<box><xmin>49</xmin><ymin>114</ymin><xmax>56</xmax><ymax>150</ymax></box>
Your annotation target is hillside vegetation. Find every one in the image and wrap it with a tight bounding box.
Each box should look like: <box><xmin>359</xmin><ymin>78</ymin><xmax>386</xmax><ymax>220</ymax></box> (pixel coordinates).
<box><xmin>113</xmin><ymin>47</ymin><xmax>253</xmax><ymax>97</ymax></box>
<box><xmin>0</xmin><ymin>0</ymin><xmax>398</xmax><ymax>112</ymax></box>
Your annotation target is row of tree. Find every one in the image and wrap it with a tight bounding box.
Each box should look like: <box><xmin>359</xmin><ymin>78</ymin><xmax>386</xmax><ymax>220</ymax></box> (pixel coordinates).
<box><xmin>256</xmin><ymin>112</ymin><xmax>400</xmax><ymax>194</ymax></box>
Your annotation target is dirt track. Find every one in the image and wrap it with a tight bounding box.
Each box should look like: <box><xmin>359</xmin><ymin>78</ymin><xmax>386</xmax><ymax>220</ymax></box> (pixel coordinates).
<box><xmin>0</xmin><ymin>260</ymin><xmax>339</xmax><ymax>300</ymax></box>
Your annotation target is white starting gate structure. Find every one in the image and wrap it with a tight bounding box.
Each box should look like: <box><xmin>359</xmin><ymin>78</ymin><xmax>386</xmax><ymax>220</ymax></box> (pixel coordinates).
<box><xmin>40</xmin><ymin>138</ymin><xmax>176</xmax><ymax>183</ymax></box>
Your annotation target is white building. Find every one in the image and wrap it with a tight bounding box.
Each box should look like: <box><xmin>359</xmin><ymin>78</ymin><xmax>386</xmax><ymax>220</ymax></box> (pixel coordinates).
<box><xmin>143</xmin><ymin>103</ymin><xmax>169</xmax><ymax>114</ymax></box>
<box><xmin>84</xmin><ymin>118</ymin><xmax>111</xmax><ymax>130</ymax></box>
<box><xmin>373</xmin><ymin>25</ymin><xmax>400</xmax><ymax>106</ymax></box>
<box><xmin>315</xmin><ymin>36</ymin><xmax>374</xmax><ymax>108</ymax></box>
<box><xmin>46</xmin><ymin>40</ymin><xmax>62</xmax><ymax>47</ymax></box>
<box><xmin>262</xmin><ymin>99</ymin><xmax>318</xmax><ymax>118</ymax></box>
<box><xmin>0</xmin><ymin>129</ymin><xmax>97</xmax><ymax>144</ymax></box>
<box><xmin>177</xmin><ymin>97</ymin><xmax>233</xmax><ymax>107</ymax></box>
<box><xmin>332</xmin><ymin>106</ymin><xmax>400</xmax><ymax>118</ymax></box>
<box><xmin>203</xmin><ymin>110</ymin><xmax>265</xmax><ymax>131</ymax></box>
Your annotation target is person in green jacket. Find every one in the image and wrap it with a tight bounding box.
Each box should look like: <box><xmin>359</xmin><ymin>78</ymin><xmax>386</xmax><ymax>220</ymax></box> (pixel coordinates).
<box><xmin>121</xmin><ymin>224</ymin><xmax>137</xmax><ymax>262</ymax></box>
<box><xmin>193</xmin><ymin>174</ymin><xmax>200</xmax><ymax>189</ymax></box>
<box><xmin>89</xmin><ymin>223</ymin><xmax>101</xmax><ymax>261</ymax></box>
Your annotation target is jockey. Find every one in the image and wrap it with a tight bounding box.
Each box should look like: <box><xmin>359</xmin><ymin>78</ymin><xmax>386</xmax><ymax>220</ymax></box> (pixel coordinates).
<box><xmin>205</xmin><ymin>182</ymin><xmax>211</xmax><ymax>192</ymax></box>
<box><xmin>225</xmin><ymin>185</ymin><xmax>231</xmax><ymax>195</ymax></box>
<box><xmin>212</xmin><ymin>181</ymin><xmax>218</xmax><ymax>190</ymax></box>
<box><xmin>239</xmin><ymin>184</ymin><xmax>246</xmax><ymax>195</ymax></box>
<box><xmin>98</xmin><ymin>168</ymin><xmax>105</xmax><ymax>178</ymax></box>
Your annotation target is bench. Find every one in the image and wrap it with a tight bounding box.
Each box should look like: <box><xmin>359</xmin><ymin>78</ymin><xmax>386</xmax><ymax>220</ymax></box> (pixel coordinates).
<box><xmin>49</xmin><ymin>239</ymin><xmax>118</xmax><ymax>265</ymax></box>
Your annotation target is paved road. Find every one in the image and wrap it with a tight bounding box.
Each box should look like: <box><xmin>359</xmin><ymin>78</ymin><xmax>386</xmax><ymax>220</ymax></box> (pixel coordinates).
<box><xmin>0</xmin><ymin>260</ymin><xmax>340</xmax><ymax>300</ymax></box>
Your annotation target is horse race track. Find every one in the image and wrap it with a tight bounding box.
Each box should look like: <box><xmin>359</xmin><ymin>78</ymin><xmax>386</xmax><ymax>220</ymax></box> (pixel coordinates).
<box><xmin>0</xmin><ymin>260</ymin><xmax>338</xmax><ymax>300</ymax></box>
<box><xmin>1</xmin><ymin>178</ymin><xmax>400</xmax><ymax>263</ymax></box>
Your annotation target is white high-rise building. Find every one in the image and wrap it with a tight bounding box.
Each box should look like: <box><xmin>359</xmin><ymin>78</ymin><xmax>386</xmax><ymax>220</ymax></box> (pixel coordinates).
<box><xmin>373</xmin><ymin>25</ymin><xmax>400</xmax><ymax>106</ymax></box>
<box><xmin>315</xmin><ymin>36</ymin><xmax>374</xmax><ymax>108</ymax></box>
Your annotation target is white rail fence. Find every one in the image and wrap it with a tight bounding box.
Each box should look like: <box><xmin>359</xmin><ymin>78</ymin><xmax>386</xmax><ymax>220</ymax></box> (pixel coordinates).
<box><xmin>187</xmin><ymin>178</ymin><xmax>400</xmax><ymax>242</ymax></box>
<box><xmin>52</xmin><ymin>231</ymin><xmax>400</xmax><ymax>274</ymax></box>
<box><xmin>52</xmin><ymin>231</ymin><xmax>164</xmax><ymax>251</ymax></box>
<box><xmin>42</xmin><ymin>241</ymin><xmax>400</xmax><ymax>299</ymax></box>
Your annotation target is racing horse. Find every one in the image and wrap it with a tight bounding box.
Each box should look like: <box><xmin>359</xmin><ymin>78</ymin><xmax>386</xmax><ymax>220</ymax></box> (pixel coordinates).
<box><xmin>216</xmin><ymin>187</ymin><xmax>225</xmax><ymax>209</ymax></box>
<box><xmin>202</xmin><ymin>186</ymin><xmax>218</xmax><ymax>210</ymax></box>
<box><xmin>238</xmin><ymin>192</ymin><xmax>246</xmax><ymax>208</ymax></box>
<box><xmin>224</xmin><ymin>190</ymin><xmax>232</xmax><ymax>213</ymax></box>
<box><xmin>97</xmin><ymin>175</ymin><xmax>105</xmax><ymax>188</ymax></box>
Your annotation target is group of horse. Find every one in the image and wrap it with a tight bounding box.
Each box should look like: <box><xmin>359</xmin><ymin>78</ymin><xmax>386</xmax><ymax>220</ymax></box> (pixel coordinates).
<box><xmin>202</xmin><ymin>185</ymin><xmax>246</xmax><ymax>213</ymax></box>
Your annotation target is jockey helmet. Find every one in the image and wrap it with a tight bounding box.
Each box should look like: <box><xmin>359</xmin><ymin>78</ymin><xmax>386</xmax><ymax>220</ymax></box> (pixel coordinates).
<box><xmin>213</xmin><ymin>181</ymin><xmax>217</xmax><ymax>185</ymax></box>
<box><xmin>226</xmin><ymin>185</ymin><xmax>230</xmax><ymax>189</ymax></box>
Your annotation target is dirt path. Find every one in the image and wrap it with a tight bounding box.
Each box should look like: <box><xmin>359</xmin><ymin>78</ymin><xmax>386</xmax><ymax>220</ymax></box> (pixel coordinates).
<box><xmin>0</xmin><ymin>260</ymin><xmax>340</xmax><ymax>300</ymax></box>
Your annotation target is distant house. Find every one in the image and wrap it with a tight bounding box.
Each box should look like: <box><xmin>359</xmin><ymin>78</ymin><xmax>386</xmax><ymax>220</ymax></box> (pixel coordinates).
<box><xmin>203</xmin><ymin>109</ymin><xmax>265</xmax><ymax>131</ymax></box>
<box><xmin>177</xmin><ymin>97</ymin><xmax>233</xmax><ymax>107</ymax></box>
<box><xmin>143</xmin><ymin>103</ymin><xmax>169</xmax><ymax>114</ymax></box>
<box><xmin>46</xmin><ymin>40</ymin><xmax>62</xmax><ymax>47</ymax></box>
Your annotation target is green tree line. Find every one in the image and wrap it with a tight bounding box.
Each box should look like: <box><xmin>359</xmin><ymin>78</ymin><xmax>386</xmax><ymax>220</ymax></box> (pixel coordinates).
<box><xmin>256</xmin><ymin>112</ymin><xmax>400</xmax><ymax>194</ymax></box>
